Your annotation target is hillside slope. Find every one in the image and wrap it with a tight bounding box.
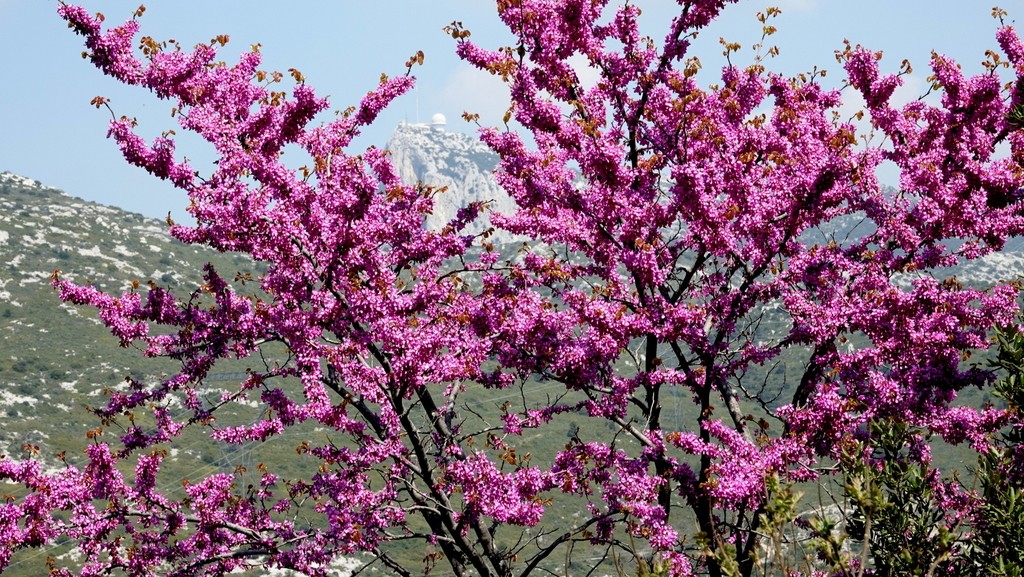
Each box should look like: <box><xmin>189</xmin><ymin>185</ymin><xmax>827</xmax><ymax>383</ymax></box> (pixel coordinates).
<box><xmin>0</xmin><ymin>172</ymin><xmax>267</xmax><ymax>470</ymax></box>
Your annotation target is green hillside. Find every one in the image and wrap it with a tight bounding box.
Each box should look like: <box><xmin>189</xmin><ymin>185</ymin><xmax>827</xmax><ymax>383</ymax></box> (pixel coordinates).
<box><xmin>0</xmin><ymin>170</ymin><xmax>260</xmax><ymax>449</ymax></box>
<box><xmin>0</xmin><ymin>170</ymin><xmax>1017</xmax><ymax>576</ymax></box>
<box><xmin>0</xmin><ymin>172</ymin><xmax>289</xmax><ymax>575</ymax></box>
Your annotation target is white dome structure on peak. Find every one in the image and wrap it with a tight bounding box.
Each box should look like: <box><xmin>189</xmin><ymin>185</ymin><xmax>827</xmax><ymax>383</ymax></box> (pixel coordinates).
<box><xmin>430</xmin><ymin>112</ymin><xmax>447</xmax><ymax>130</ymax></box>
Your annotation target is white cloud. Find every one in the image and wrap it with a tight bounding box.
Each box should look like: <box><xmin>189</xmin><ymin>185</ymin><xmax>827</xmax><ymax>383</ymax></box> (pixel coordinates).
<box><xmin>439</xmin><ymin>64</ymin><xmax>512</xmax><ymax>127</ymax></box>
<box><xmin>567</xmin><ymin>54</ymin><xmax>602</xmax><ymax>91</ymax></box>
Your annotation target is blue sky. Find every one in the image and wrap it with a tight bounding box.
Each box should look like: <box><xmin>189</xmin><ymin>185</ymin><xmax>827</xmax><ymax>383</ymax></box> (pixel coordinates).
<box><xmin>0</xmin><ymin>1</ymin><xmax>1017</xmax><ymax>220</ymax></box>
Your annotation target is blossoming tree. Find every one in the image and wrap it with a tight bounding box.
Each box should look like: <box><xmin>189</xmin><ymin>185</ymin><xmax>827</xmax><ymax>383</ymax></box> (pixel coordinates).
<box><xmin>3</xmin><ymin>1</ymin><xmax>1024</xmax><ymax>575</ymax></box>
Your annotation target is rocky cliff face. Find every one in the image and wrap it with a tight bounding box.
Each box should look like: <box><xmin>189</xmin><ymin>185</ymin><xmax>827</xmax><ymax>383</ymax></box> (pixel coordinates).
<box><xmin>386</xmin><ymin>122</ymin><xmax>519</xmax><ymax>244</ymax></box>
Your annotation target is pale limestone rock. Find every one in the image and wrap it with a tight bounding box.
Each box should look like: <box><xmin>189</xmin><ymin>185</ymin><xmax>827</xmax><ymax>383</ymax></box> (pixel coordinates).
<box><xmin>386</xmin><ymin>122</ymin><xmax>519</xmax><ymax>244</ymax></box>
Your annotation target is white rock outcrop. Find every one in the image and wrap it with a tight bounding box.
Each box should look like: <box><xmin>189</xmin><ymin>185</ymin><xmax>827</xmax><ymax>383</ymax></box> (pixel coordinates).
<box><xmin>386</xmin><ymin>122</ymin><xmax>519</xmax><ymax>244</ymax></box>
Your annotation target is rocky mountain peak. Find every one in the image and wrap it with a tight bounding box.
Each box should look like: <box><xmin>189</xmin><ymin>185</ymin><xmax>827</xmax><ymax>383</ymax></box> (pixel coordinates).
<box><xmin>386</xmin><ymin>122</ymin><xmax>518</xmax><ymax>244</ymax></box>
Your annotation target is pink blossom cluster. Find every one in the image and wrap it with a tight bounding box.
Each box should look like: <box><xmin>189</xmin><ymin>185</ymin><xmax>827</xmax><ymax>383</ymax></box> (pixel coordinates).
<box><xmin>2</xmin><ymin>1</ymin><xmax>1023</xmax><ymax>575</ymax></box>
